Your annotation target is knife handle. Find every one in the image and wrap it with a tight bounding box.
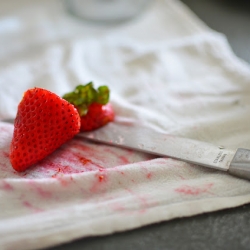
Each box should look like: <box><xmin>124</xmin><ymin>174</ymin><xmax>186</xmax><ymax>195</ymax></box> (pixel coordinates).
<box><xmin>228</xmin><ymin>148</ymin><xmax>250</xmax><ymax>180</ymax></box>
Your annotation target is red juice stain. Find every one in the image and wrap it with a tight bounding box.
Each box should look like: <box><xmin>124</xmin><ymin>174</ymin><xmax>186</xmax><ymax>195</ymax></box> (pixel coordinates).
<box><xmin>57</xmin><ymin>176</ymin><xmax>74</xmax><ymax>187</ymax></box>
<box><xmin>0</xmin><ymin>162</ymin><xmax>8</xmax><ymax>170</ymax></box>
<box><xmin>2</xmin><ymin>151</ymin><xmax>9</xmax><ymax>158</ymax></box>
<box><xmin>119</xmin><ymin>155</ymin><xmax>130</xmax><ymax>165</ymax></box>
<box><xmin>138</xmin><ymin>164</ymin><xmax>153</xmax><ymax>180</ymax></box>
<box><xmin>60</xmin><ymin>165</ymin><xmax>78</xmax><ymax>174</ymax></box>
<box><xmin>112</xmin><ymin>203</ymin><xmax>125</xmax><ymax>212</ymax></box>
<box><xmin>79</xmin><ymin>157</ymin><xmax>91</xmax><ymax>165</ymax></box>
<box><xmin>35</xmin><ymin>186</ymin><xmax>52</xmax><ymax>199</ymax></box>
<box><xmin>67</xmin><ymin>148</ymin><xmax>104</xmax><ymax>170</ymax></box>
<box><xmin>94</xmin><ymin>168</ymin><xmax>105</xmax><ymax>181</ymax></box>
<box><xmin>50</xmin><ymin>164</ymin><xmax>82</xmax><ymax>176</ymax></box>
<box><xmin>125</xmin><ymin>188</ymin><xmax>149</xmax><ymax>211</ymax></box>
<box><xmin>113</xmin><ymin>169</ymin><xmax>125</xmax><ymax>175</ymax></box>
<box><xmin>175</xmin><ymin>183</ymin><xmax>214</xmax><ymax>195</ymax></box>
<box><xmin>14</xmin><ymin>171</ymin><xmax>27</xmax><ymax>178</ymax></box>
<box><xmin>37</xmin><ymin>145</ymin><xmax>104</xmax><ymax>177</ymax></box>
<box><xmin>23</xmin><ymin>201</ymin><xmax>43</xmax><ymax>213</ymax></box>
<box><xmin>146</xmin><ymin>172</ymin><xmax>153</xmax><ymax>179</ymax></box>
<box><xmin>90</xmin><ymin>170</ymin><xmax>108</xmax><ymax>193</ymax></box>
<box><xmin>51</xmin><ymin>167</ymin><xmax>62</xmax><ymax>178</ymax></box>
<box><xmin>99</xmin><ymin>175</ymin><xmax>104</xmax><ymax>182</ymax></box>
<box><xmin>27</xmin><ymin>181</ymin><xmax>52</xmax><ymax>199</ymax></box>
<box><xmin>1</xmin><ymin>180</ymin><xmax>14</xmax><ymax>191</ymax></box>
<box><xmin>76</xmin><ymin>155</ymin><xmax>103</xmax><ymax>170</ymax></box>
<box><xmin>103</xmin><ymin>146</ymin><xmax>142</xmax><ymax>166</ymax></box>
<box><xmin>43</xmin><ymin>162</ymin><xmax>63</xmax><ymax>172</ymax></box>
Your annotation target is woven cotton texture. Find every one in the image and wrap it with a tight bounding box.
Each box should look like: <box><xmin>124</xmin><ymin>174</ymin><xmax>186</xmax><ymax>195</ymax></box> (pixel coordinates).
<box><xmin>1</xmin><ymin>0</ymin><xmax>250</xmax><ymax>249</ymax></box>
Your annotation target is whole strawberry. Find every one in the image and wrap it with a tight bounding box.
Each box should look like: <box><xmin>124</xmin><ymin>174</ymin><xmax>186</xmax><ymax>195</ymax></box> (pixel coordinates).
<box><xmin>63</xmin><ymin>82</ymin><xmax>114</xmax><ymax>132</ymax></box>
<box><xmin>10</xmin><ymin>88</ymin><xmax>80</xmax><ymax>172</ymax></box>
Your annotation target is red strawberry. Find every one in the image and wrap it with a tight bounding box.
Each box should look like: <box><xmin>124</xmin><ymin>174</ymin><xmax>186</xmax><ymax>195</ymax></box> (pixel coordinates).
<box><xmin>80</xmin><ymin>102</ymin><xmax>114</xmax><ymax>131</ymax></box>
<box><xmin>63</xmin><ymin>82</ymin><xmax>114</xmax><ymax>132</ymax></box>
<box><xmin>10</xmin><ymin>88</ymin><xmax>80</xmax><ymax>172</ymax></box>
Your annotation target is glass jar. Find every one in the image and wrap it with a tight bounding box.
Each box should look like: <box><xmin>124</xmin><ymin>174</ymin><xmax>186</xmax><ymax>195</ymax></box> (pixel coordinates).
<box><xmin>64</xmin><ymin>0</ymin><xmax>151</xmax><ymax>24</ymax></box>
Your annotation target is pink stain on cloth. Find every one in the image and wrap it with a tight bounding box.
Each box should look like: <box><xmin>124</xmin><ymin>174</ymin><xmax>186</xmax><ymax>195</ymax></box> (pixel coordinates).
<box><xmin>0</xmin><ymin>117</ymin><xmax>250</xmax><ymax>250</ymax></box>
<box><xmin>175</xmin><ymin>183</ymin><xmax>214</xmax><ymax>195</ymax></box>
<box><xmin>1</xmin><ymin>118</ymin><xmax>250</xmax><ymax>250</ymax></box>
<box><xmin>3</xmin><ymin>0</ymin><xmax>250</xmax><ymax>249</ymax></box>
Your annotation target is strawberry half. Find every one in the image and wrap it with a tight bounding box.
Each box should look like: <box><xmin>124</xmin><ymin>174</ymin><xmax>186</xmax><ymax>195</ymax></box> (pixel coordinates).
<box><xmin>10</xmin><ymin>88</ymin><xmax>80</xmax><ymax>172</ymax></box>
<box><xmin>63</xmin><ymin>82</ymin><xmax>114</xmax><ymax>132</ymax></box>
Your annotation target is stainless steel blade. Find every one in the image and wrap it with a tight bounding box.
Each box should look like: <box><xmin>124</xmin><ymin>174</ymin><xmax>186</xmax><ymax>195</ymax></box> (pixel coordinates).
<box><xmin>78</xmin><ymin>121</ymin><xmax>250</xmax><ymax>180</ymax></box>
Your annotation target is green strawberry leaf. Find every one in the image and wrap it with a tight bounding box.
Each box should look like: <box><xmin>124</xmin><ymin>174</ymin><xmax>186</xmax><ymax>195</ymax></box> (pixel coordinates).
<box><xmin>97</xmin><ymin>86</ymin><xmax>109</xmax><ymax>104</ymax></box>
<box><xmin>62</xmin><ymin>82</ymin><xmax>110</xmax><ymax>116</ymax></box>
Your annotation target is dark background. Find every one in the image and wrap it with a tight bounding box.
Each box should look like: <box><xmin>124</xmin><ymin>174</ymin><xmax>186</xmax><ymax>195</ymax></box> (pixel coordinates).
<box><xmin>49</xmin><ymin>0</ymin><xmax>250</xmax><ymax>249</ymax></box>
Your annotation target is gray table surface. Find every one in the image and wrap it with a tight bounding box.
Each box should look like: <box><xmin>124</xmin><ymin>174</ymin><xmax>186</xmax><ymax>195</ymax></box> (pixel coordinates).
<box><xmin>49</xmin><ymin>0</ymin><xmax>250</xmax><ymax>249</ymax></box>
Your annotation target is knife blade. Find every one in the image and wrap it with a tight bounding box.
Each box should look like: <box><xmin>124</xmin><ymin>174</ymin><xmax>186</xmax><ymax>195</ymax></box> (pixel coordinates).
<box><xmin>78</xmin><ymin>121</ymin><xmax>250</xmax><ymax>181</ymax></box>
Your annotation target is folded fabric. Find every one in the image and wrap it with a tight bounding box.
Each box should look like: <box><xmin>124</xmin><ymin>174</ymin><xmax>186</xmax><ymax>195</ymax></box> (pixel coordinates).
<box><xmin>1</xmin><ymin>0</ymin><xmax>250</xmax><ymax>250</ymax></box>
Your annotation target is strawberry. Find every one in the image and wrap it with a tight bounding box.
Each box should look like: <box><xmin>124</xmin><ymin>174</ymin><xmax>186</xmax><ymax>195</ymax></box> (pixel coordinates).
<box><xmin>10</xmin><ymin>88</ymin><xmax>80</xmax><ymax>172</ymax></box>
<box><xmin>79</xmin><ymin>102</ymin><xmax>114</xmax><ymax>131</ymax></box>
<box><xmin>63</xmin><ymin>82</ymin><xmax>114</xmax><ymax>132</ymax></box>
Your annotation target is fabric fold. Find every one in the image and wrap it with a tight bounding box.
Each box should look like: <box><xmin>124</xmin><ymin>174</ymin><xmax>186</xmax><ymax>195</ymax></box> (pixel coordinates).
<box><xmin>1</xmin><ymin>0</ymin><xmax>250</xmax><ymax>250</ymax></box>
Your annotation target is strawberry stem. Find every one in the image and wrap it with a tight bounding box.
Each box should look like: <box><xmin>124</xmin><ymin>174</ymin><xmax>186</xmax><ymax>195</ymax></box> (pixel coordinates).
<box><xmin>62</xmin><ymin>82</ymin><xmax>110</xmax><ymax>116</ymax></box>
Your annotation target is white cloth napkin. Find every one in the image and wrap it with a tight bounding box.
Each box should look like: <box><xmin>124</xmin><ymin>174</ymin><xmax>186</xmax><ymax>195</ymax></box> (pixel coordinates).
<box><xmin>1</xmin><ymin>0</ymin><xmax>250</xmax><ymax>249</ymax></box>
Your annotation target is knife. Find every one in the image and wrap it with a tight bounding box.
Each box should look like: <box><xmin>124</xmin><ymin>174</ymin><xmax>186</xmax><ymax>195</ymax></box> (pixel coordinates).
<box><xmin>78</xmin><ymin>120</ymin><xmax>250</xmax><ymax>181</ymax></box>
